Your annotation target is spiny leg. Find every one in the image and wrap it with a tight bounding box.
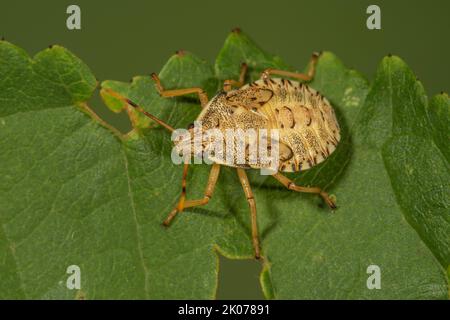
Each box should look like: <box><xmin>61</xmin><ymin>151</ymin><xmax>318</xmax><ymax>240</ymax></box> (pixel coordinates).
<box><xmin>272</xmin><ymin>172</ymin><xmax>336</xmax><ymax>209</ymax></box>
<box><xmin>236</xmin><ymin>168</ymin><xmax>261</xmax><ymax>259</ymax></box>
<box><xmin>101</xmin><ymin>88</ymin><xmax>174</xmax><ymax>132</ymax></box>
<box><xmin>261</xmin><ymin>52</ymin><xmax>320</xmax><ymax>82</ymax></box>
<box><xmin>163</xmin><ymin>163</ymin><xmax>221</xmax><ymax>226</ymax></box>
<box><xmin>151</xmin><ymin>73</ymin><xmax>209</xmax><ymax>108</ymax></box>
<box><xmin>223</xmin><ymin>62</ymin><xmax>248</xmax><ymax>91</ymax></box>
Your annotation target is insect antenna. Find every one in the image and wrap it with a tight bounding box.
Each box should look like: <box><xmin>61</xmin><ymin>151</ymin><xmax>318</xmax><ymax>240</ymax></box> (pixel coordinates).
<box><xmin>102</xmin><ymin>88</ymin><xmax>174</xmax><ymax>132</ymax></box>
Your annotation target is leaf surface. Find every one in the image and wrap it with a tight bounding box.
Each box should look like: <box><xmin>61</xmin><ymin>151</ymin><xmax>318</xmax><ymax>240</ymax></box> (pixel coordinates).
<box><xmin>0</xmin><ymin>33</ymin><xmax>448</xmax><ymax>299</ymax></box>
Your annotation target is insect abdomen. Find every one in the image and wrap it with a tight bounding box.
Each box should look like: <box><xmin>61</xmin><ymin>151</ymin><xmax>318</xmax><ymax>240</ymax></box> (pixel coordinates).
<box><xmin>246</xmin><ymin>78</ymin><xmax>341</xmax><ymax>172</ymax></box>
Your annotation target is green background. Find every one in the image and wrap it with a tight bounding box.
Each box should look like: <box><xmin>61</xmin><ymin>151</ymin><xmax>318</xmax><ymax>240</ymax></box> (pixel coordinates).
<box><xmin>1</xmin><ymin>0</ymin><xmax>449</xmax><ymax>299</ymax></box>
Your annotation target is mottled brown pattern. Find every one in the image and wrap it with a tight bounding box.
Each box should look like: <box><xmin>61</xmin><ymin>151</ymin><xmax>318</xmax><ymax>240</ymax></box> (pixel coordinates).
<box><xmin>194</xmin><ymin>77</ymin><xmax>340</xmax><ymax>172</ymax></box>
<box><xmin>251</xmin><ymin>78</ymin><xmax>341</xmax><ymax>172</ymax></box>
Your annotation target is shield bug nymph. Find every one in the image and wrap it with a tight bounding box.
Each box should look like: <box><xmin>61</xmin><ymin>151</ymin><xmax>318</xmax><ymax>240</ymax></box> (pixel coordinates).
<box><xmin>102</xmin><ymin>48</ymin><xmax>339</xmax><ymax>259</ymax></box>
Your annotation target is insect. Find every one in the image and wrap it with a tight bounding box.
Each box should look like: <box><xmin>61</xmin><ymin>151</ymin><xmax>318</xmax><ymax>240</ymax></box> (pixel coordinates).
<box><xmin>103</xmin><ymin>51</ymin><xmax>340</xmax><ymax>259</ymax></box>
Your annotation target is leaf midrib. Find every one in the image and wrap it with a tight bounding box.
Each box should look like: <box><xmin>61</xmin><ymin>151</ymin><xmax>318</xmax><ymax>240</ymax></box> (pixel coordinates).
<box><xmin>0</xmin><ymin>215</ymin><xmax>26</xmax><ymax>298</ymax></box>
<box><xmin>121</xmin><ymin>148</ymin><xmax>150</xmax><ymax>299</ymax></box>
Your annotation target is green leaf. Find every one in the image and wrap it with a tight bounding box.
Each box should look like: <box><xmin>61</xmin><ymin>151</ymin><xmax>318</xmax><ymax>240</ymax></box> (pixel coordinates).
<box><xmin>258</xmin><ymin>56</ymin><xmax>449</xmax><ymax>299</ymax></box>
<box><xmin>215</xmin><ymin>29</ymin><xmax>289</xmax><ymax>82</ymax></box>
<box><xmin>0</xmin><ymin>31</ymin><xmax>448</xmax><ymax>299</ymax></box>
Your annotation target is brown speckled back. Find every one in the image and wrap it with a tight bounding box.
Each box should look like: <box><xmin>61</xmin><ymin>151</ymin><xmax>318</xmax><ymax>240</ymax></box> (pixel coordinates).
<box><xmin>196</xmin><ymin>78</ymin><xmax>340</xmax><ymax>171</ymax></box>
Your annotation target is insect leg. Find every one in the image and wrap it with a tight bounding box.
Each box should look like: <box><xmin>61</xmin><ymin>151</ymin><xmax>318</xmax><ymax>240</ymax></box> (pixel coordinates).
<box><xmin>272</xmin><ymin>172</ymin><xmax>337</xmax><ymax>209</ymax></box>
<box><xmin>261</xmin><ymin>52</ymin><xmax>320</xmax><ymax>81</ymax></box>
<box><xmin>101</xmin><ymin>88</ymin><xmax>175</xmax><ymax>132</ymax></box>
<box><xmin>163</xmin><ymin>163</ymin><xmax>190</xmax><ymax>225</ymax></box>
<box><xmin>163</xmin><ymin>163</ymin><xmax>221</xmax><ymax>226</ymax></box>
<box><xmin>223</xmin><ymin>62</ymin><xmax>248</xmax><ymax>91</ymax></box>
<box><xmin>151</xmin><ymin>73</ymin><xmax>209</xmax><ymax>108</ymax></box>
<box><xmin>236</xmin><ymin>168</ymin><xmax>261</xmax><ymax>259</ymax></box>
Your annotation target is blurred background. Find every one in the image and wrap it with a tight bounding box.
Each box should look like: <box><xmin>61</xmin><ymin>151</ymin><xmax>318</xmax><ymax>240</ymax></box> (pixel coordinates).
<box><xmin>1</xmin><ymin>0</ymin><xmax>448</xmax><ymax>299</ymax></box>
